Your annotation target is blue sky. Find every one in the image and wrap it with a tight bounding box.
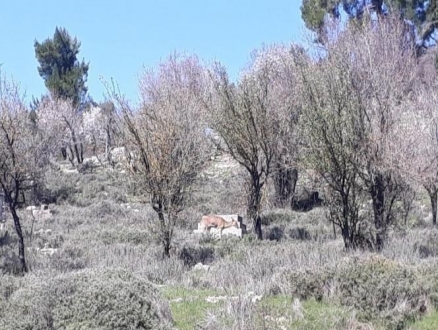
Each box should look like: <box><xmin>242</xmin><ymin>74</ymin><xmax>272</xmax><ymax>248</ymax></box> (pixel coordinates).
<box><xmin>0</xmin><ymin>1</ymin><xmax>306</xmax><ymax>103</ymax></box>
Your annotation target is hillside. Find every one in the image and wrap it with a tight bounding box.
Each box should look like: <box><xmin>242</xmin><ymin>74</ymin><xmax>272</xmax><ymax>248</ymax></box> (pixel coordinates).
<box><xmin>0</xmin><ymin>155</ymin><xmax>438</xmax><ymax>329</ymax></box>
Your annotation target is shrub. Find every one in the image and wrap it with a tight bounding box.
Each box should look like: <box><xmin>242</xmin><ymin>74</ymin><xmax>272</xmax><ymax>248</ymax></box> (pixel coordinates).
<box><xmin>0</xmin><ymin>268</ymin><xmax>173</xmax><ymax>330</ymax></box>
<box><xmin>288</xmin><ymin>227</ymin><xmax>311</xmax><ymax>241</ymax></box>
<box><xmin>287</xmin><ymin>255</ymin><xmax>430</xmax><ymax>329</ymax></box>
<box><xmin>267</xmin><ymin>225</ymin><xmax>285</xmax><ymax>241</ymax></box>
<box><xmin>50</xmin><ymin>243</ymin><xmax>88</xmax><ymax>271</ymax></box>
<box><xmin>260</xmin><ymin>209</ymin><xmax>297</xmax><ymax>226</ymax></box>
<box><xmin>414</xmin><ymin>230</ymin><xmax>438</xmax><ymax>258</ymax></box>
<box><xmin>178</xmin><ymin>245</ymin><xmax>215</xmax><ymax>267</ymax></box>
<box><xmin>338</xmin><ymin>256</ymin><xmax>428</xmax><ymax>328</ymax></box>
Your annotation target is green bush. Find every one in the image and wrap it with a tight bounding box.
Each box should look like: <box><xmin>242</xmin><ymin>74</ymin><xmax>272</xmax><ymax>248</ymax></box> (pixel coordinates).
<box><xmin>0</xmin><ymin>268</ymin><xmax>173</xmax><ymax>330</ymax></box>
<box><xmin>338</xmin><ymin>256</ymin><xmax>428</xmax><ymax>328</ymax></box>
<box><xmin>50</xmin><ymin>243</ymin><xmax>88</xmax><ymax>271</ymax></box>
<box><xmin>287</xmin><ymin>255</ymin><xmax>430</xmax><ymax>329</ymax></box>
<box><xmin>414</xmin><ymin>230</ymin><xmax>438</xmax><ymax>258</ymax></box>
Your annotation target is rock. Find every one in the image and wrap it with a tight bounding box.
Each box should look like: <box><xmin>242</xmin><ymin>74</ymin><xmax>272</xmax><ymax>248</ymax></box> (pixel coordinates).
<box><xmin>193</xmin><ymin>263</ymin><xmax>210</xmax><ymax>271</ymax></box>
<box><xmin>205</xmin><ymin>296</ymin><xmax>228</xmax><ymax>304</ymax></box>
<box><xmin>26</xmin><ymin>205</ymin><xmax>38</xmax><ymax>211</ymax></box>
<box><xmin>40</xmin><ymin>248</ymin><xmax>57</xmax><ymax>256</ymax></box>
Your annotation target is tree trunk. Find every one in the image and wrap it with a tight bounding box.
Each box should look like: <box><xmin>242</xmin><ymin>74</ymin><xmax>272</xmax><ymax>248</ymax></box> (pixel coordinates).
<box><xmin>61</xmin><ymin>147</ymin><xmax>67</xmax><ymax>160</ymax></box>
<box><xmin>274</xmin><ymin>166</ymin><xmax>298</xmax><ymax>208</ymax></box>
<box><xmin>74</xmin><ymin>141</ymin><xmax>83</xmax><ymax>164</ymax></box>
<box><xmin>370</xmin><ymin>172</ymin><xmax>386</xmax><ymax>251</ymax></box>
<box><xmin>67</xmin><ymin>145</ymin><xmax>75</xmax><ymax>167</ymax></box>
<box><xmin>426</xmin><ymin>185</ymin><xmax>438</xmax><ymax>226</ymax></box>
<box><xmin>247</xmin><ymin>174</ymin><xmax>263</xmax><ymax>240</ymax></box>
<box><xmin>153</xmin><ymin>199</ymin><xmax>172</xmax><ymax>258</ymax></box>
<box><xmin>10</xmin><ymin>207</ymin><xmax>28</xmax><ymax>273</ymax></box>
<box><xmin>341</xmin><ymin>225</ymin><xmax>352</xmax><ymax>250</ymax></box>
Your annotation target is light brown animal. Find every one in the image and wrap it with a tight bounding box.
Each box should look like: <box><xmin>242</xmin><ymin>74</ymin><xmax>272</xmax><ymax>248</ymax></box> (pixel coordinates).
<box><xmin>200</xmin><ymin>215</ymin><xmax>238</xmax><ymax>237</ymax></box>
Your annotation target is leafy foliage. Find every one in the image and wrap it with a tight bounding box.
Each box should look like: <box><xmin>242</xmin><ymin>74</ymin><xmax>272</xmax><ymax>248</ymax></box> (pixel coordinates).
<box><xmin>34</xmin><ymin>27</ymin><xmax>89</xmax><ymax>107</ymax></box>
<box><xmin>0</xmin><ymin>268</ymin><xmax>173</xmax><ymax>330</ymax></box>
<box><xmin>301</xmin><ymin>0</ymin><xmax>438</xmax><ymax>49</ymax></box>
<box><xmin>288</xmin><ymin>255</ymin><xmax>430</xmax><ymax>328</ymax></box>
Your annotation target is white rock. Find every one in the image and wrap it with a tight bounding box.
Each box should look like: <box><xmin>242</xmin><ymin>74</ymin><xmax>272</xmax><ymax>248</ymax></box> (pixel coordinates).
<box><xmin>205</xmin><ymin>296</ymin><xmax>228</xmax><ymax>304</ymax></box>
<box><xmin>40</xmin><ymin>248</ymin><xmax>57</xmax><ymax>256</ymax></box>
<box><xmin>193</xmin><ymin>263</ymin><xmax>210</xmax><ymax>271</ymax></box>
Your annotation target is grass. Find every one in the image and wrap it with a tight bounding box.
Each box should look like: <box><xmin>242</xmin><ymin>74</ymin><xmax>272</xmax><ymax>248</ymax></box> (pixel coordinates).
<box><xmin>162</xmin><ymin>286</ymin><xmax>225</xmax><ymax>330</ymax></box>
<box><xmin>255</xmin><ymin>296</ymin><xmax>358</xmax><ymax>330</ymax></box>
<box><xmin>410</xmin><ymin>311</ymin><xmax>438</xmax><ymax>330</ymax></box>
<box><xmin>162</xmin><ymin>288</ymin><xmax>377</xmax><ymax>330</ymax></box>
<box><xmin>2</xmin><ymin>155</ymin><xmax>438</xmax><ymax>329</ymax></box>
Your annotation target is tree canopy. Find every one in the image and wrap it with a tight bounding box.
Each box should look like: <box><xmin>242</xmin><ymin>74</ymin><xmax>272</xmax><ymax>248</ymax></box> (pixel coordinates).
<box><xmin>301</xmin><ymin>0</ymin><xmax>438</xmax><ymax>49</ymax></box>
<box><xmin>34</xmin><ymin>27</ymin><xmax>89</xmax><ymax>107</ymax></box>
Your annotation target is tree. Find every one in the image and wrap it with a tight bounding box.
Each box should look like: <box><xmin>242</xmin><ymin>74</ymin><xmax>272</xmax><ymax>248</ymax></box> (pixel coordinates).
<box><xmin>208</xmin><ymin>46</ymin><xmax>300</xmax><ymax>239</ymax></box>
<box><xmin>37</xmin><ymin>97</ymin><xmax>84</xmax><ymax>166</ymax></box>
<box><xmin>298</xmin><ymin>15</ymin><xmax>417</xmax><ymax>249</ymax></box>
<box><xmin>0</xmin><ymin>75</ymin><xmax>57</xmax><ymax>273</ymax></box>
<box><xmin>394</xmin><ymin>82</ymin><xmax>438</xmax><ymax>225</ymax></box>
<box><xmin>251</xmin><ymin>46</ymin><xmax>304</xmax><ymax>208</ymax></box>
<box><xmin>301</xmin><ymin>0</ymin><xmax>437</xmax><ymax>50</ymax></box>
<box><xmin>110</xmin><ymin>54</ymin><xmax>212</xmax><ymax>257</ymax></box>
<box><xmin>83</xmin><ymin>101</ymin><xmax>119</xmax><ymax>166</ymax></box>
<box><xmin>34</xmin><ymin>27</ymin><xmax>89</xmax><ymax>107</ymax></box>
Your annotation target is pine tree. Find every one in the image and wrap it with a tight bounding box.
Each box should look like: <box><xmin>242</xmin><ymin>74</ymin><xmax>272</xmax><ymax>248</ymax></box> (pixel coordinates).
<box><xmin>301</xmin><ymin>0</ymin><xmax>437</xmax><ymax>50</ymax></box>
<box><xmin>34</xmin><ymin>27</ymin><xmax>89</xmax><ymax>107</ymax></box>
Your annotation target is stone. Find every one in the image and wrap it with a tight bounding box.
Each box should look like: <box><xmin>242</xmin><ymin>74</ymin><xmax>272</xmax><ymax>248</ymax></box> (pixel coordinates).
<box><xmin>40</xmin><ymin>248</ymin><xmax>58</xmax><ymax>256</ymax></box>
<box><xmin>32</xmin><ymin>208</ymin><xmax>52</xmax><ymax>220</ymax></box>
<box><xmin>193</xmin><ymin>262</ymin><xmax>210</xmax><ymax>271</ymax></box>
<box><xmin>205</xmin><ymin>296</ymin><xmax>229</xmax><ymax>304</ymax></box>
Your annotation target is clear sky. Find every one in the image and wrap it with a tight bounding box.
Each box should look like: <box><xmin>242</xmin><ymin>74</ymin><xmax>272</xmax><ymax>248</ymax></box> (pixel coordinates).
<box><xmin>0</xmin><ymin>1</ymin><xmax>306</xmax><ymax>103</ymax></box>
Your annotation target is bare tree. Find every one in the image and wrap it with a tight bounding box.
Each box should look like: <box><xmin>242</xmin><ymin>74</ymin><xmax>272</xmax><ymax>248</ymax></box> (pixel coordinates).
<box><xmin>0</xmin><ymin>75</ymin><xmax>56</xmax><ymax>273</ymax></box>
<box><xmin>256</xmin><ymin>45</ymin><xmax>304</xmax><ymax>208</ymax></box>
<box><xmin>110</xmin><ymin>54</ymin><xmax>212</xmax><ymax>257</ymax></box>
<box><xmin>394</xmin><ymin>84</ymin><xmax>438</xmax><ymax>225</ymax></box>
<box><xmin>38</xmin><ymin>97</ymin><xmax>84</xmax><ymax>166</ymax></box>
<box><xmin>298</xmin><ymin>15</ymin><xmax>417</xmax><ymax>249</ymax></box>
<box><xmin>208</xmin><ymin>45</ymin><xmax>300</xmax><ymax>239</ymax></box>
<box><xmin>298</xmin><ymin>49</ymin><xmax>365</xmax><ymax>249</ymax></box>
<box><xmin>83</xmin><ymin>101</ymin><xmax>119</xmax><ymax>166</ymax></box>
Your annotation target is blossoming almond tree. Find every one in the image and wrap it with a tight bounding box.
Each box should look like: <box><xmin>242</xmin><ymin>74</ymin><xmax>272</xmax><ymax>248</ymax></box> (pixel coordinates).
<box><xmin>0</xmin><ymin>76</ymin><xmax>58</xmax><ymax>273</ymax></box>
<box><xmin>37</xmin><ymin>97</ymin><xmax>84</xmax><ymax>166</ymax></box>
<box><xmin>393</xmin><ymin>84</ymin><xmax>438</xmax><ymax>225</ymax></box>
